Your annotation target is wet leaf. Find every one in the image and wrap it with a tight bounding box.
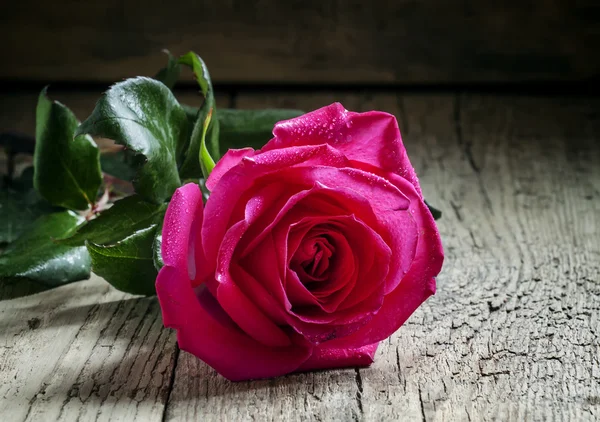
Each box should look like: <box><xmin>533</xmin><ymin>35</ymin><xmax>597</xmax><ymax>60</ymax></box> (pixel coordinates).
<box><xmin>87</xmin><ymin>226</ymin><xmax>157</xmax><ymax>295</ymax></box>
<box><xmin>177</xmin><ymin>52</ymin><xmax>220</xmax><ymax>178</ymax></box>
<box><xmin>34</xmin><ymin>88</ymin><xmax>102</xmax><ymax>210</ymax></box>
<box><xmin>76</xmin><ymin>77</ymin><xmax>189</xmax><ymax>203</ymax></box>
<box><xmin>0</xmin><ymin>211</ymin><xmax>91</xmax><ymax>286</ymax></box>
<box><xmin>59</xmin><ymin>195</ymin><xmax>166</xmax><ymax>246</ymax></box>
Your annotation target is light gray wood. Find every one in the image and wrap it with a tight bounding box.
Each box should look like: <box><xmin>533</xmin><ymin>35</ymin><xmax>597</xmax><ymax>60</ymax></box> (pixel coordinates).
<box><xmin>0</xmin><ymin>275</ymin><xmax>176</xmax><ymax>421</ymax></box>
<box><xmin>163</xmin><ymin>93</ymin><xmax>600</xmax><ymax>421</ymax></box>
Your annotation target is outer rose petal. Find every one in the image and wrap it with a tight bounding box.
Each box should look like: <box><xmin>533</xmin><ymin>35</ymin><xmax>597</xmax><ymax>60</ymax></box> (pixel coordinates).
<box><xmin>161</xmin><ymin>183</ymin><xmax>203</xmax><ymax>270</ymax></box>
<box><xmin>264</xmin><ymin>102</ymin><xmax>422</xmax><ymax>196</ymax></box>
<box><xmin>156</xmin><ymin>266</ymin><xmax>312</xmax><ymax>381</ymax></box>
<box><xmin>206</xmin><ymin>147</ymin><xmax>255</xmax><ymax>192</ymax></box>
<box><xmin>161</xmin><ymin>183</ymin><xmax>212</xmax><ymax>287</ymax></box>
<box><xmin>297</xmin><ymin>342</ymin><xmax>379</xmax><ymax>371</ymax></box>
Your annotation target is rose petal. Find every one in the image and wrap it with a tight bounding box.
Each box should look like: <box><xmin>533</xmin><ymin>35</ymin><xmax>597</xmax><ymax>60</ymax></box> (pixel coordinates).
<box><xmin>321</xmin><ymin>191</ymin><xmax>443</xmax><ymax>349</ymax></box>
<box><xmin>264</xmin><ymin>166</ymin><xmax>417</xmax><ymax>293</ymax></box>
<box><xmin>287</xmin><ymin>288</ymin><xmax>383</xmax><ymax>343</ymax></box>
<box><xmin>240</xmin><ymin>180</ymin><xmax>385</xmax><ymax>258</ymax></box>
<box><xmin>263</xmin><ymin>214</ymin><xmax>390</xmax><ymax>343</ymax></box>
<box><xmin>161</xmin><ymin>183</ymin><xmax>203</xmax><ymax>269</ymax></box>
<box><xmin>202</xmin><ymin>144</ymin><xmax>348</xmax><ymax>267</ymax></box>
<box><xmin>297</xmin><ymin>342</ymin><xmax>379</xmax><ymax>372</ymax></box>
<box><xmin>156</xmin><ymin>265</ymin><xmax>312</xmax><ymax>381</ymax></box>
<box><xmin>265</xmin><ymin>102</ymin><xmax>422</xmax><ymax>196</ymax></box>
<box><xmin>188</xmin><ymin>208</ymin><xmax>215</xmax><ymax>288</ymax></box>
<box><xmin>214</xmin><ymin>220</ymin><xmax>294</xmax><ymax>347</ymax></box>
<box><xmin>284</xmin><ymin>217</ymin><xmax>361</xmax><ymax>311</ymax></box>
<box><xmin>284</xmin><ymin>272</ymin><xmax>322</xmax><ymax>308</ymax></box>
<box><xmin>240</xmin><ymin>231</ymin><xmax>290</xmax><ymax>308</ymax></box>
<box><xmin>217</xmin><ymin>277</ymin><xmax>292</xmax><ymax>348</ymax></box>
<box><xmin>244</xmin><ymin>181</ymin><xmax>290</xmax><ymax>225</ymax></box>
<box><xmin>206</xmin><ymin>147</ymin><xmax>255</xmax><ymax>192</ymax></box>
<box><xmin>230</xmin><ymin>263</ymin><xmax>289</xmax><ymax>325</ymax></box>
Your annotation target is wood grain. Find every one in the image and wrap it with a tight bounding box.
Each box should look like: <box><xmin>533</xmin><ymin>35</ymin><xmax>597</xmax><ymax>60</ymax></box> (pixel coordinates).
<box><xmin>0</xmin><ymin>275</ymin><xmax>176</xmax><ymax>421</ymax></box>
<box><xmin>1</xmin><ymin>1</ymin><xmax>599</xmax><ymax>84</ymax></box>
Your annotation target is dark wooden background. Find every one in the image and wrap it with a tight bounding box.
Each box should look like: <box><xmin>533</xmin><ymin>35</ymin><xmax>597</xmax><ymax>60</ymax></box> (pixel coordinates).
<box><xmin>2</xmin><ymin>0</ymin><xmax>599</xmax><ymax>85</ymax></box>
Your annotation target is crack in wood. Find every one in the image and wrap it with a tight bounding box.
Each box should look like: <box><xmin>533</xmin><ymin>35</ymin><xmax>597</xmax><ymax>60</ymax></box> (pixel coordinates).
<box><xmin>453</xmin><ymin>95</ymin><xmax>494</xmax><ymax>212</ymax></box>
<box><xmin>161</xmin><ymin>345</ymin><xmax>180</xmax><ymax>422</ymax></box>
<box><xmin>354</xmin><ymin>368</ymin><xmax>364</xmax><ymax>419</ymax></box>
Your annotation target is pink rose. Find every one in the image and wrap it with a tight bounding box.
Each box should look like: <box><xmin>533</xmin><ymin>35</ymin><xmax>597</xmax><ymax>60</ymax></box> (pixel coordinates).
<box><xmin>156</xmin><ymin>103</ymin><xmax>443</xmax><ymax>381</ymax></box>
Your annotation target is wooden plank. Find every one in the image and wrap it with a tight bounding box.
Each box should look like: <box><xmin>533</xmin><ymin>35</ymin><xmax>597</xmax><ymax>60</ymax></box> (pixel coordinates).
<box><xmin>0</xmin><ymin>275</ymin><xmax>176</xmax><ymax>421</ymax></box>
<box><xmin>163</xmin><ymin>92</ymin><xmax>600</xmax><ymax>420</ymax></box>
<box><xmin>1</xmin><ymin>1</ymin><xmax>599</xmax><ymax>84</ymax></box>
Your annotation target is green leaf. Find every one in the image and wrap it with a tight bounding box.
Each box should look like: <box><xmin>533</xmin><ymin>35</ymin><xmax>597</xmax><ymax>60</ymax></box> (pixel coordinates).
<box><xmin>1</xmin><ymin>168</ymin><xmax>59</xmax><ymax>245</ymax></box>
<box><xmin>217</xmin><ymin>108</ymin><xmax>304</xmax><ymax>154</ymax></box>
<box><xmin>75</xmin><ymin>77</ymin><xmax>190</xmax><ymax>204</ymax></box>
<box><xmin>152</xmin><ymin>220</ymin><xmax>164</xmax><ymax>271</ymax></box>
<box><xmin>154</xmin><ymin>50</ymin><xmax>181</xmax><ymax>90</ymax></box>
<box><xmin>59</xmin><ymin>195</ymin><xmax>166</xmax><ymax>246</ymax></box>
<box><xmin>34</xmin><ymin>88</ymin><xmax>102</xmax><ymax>210</ymax></box>
<box><xmin>177</xmin><ymin>52</ymin><xmax>220</xmax><ymax>178</ymax></box>
<box><xmin>58</xmin><ymin>194</ymin><xmax>166</xmax><ymax>294</ymax></box>
<box><xmin>179</xmin><ymin>52</ymin><xmax>210</xmax><ymax>97</ymax></box>
<box><xmin>0</xmin><ymin>211</ymin><xmax>91</xmax><ymax>286</ymax></box>
<box><xmin>198</xmin><ymin>178</ymin><xmax>211</xmax><ymax>202</ymax></box>
<box><xmin>199</xmin><ymin>108</ymin><xmax>216</xmax><ymax>178</ymax></box>
<box><xmin>181</xmin><ymin>103</ymin><xmax>199</xmax><ymax>123</ymax></box>
<box><xmin>87</xmin><ymin>226</ymin><xmax>158</xmax><ymax>296</ymax></box>
<box><xmin>425</xmin><ymin>200</ymin><xmax>442</xmax><ymax>220</ymax></box>
<box><xmin>179</xmin><ymin>107</ymin><xmax>303</xmax><ymax>154</ymax></box>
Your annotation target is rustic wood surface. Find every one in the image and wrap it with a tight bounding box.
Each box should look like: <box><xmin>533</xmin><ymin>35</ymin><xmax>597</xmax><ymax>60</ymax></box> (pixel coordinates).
<box><xmin>2</xmin><ymin>0</ymin><xmax>600</xmax><ymax>84</ymax></box>
<box><xmin>1</xmin><ymin>91</ymin><xmax>599</xmax><ymax>421</ymax></box>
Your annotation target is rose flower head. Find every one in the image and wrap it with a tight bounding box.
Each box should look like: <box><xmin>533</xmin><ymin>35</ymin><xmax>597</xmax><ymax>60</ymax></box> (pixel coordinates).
<box><xmin>156</xmin><ymin>103</ymin><xmax>443</xmax><ymax>381</ymax></box>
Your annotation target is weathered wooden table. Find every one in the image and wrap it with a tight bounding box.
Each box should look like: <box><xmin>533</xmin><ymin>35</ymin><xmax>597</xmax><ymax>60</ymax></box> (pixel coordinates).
<box><xmin>1</xmin><ymin>91</ymin><xmax>598</xmax><ymax>421</ymax></box>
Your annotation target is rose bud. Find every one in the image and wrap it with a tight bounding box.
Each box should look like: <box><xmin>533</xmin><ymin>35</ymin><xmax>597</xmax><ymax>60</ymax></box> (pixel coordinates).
<box><xmin>156</xmin><ymin>103</ymin><xmax>443</xmax><ymax>381</ymax></box>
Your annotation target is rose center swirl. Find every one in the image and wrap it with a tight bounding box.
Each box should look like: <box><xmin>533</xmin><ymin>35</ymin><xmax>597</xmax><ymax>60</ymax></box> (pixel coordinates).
<box><xmin>290</xmin><ymin>230</ymin><xmax>338</xmax><ymax>286</ymax></box>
